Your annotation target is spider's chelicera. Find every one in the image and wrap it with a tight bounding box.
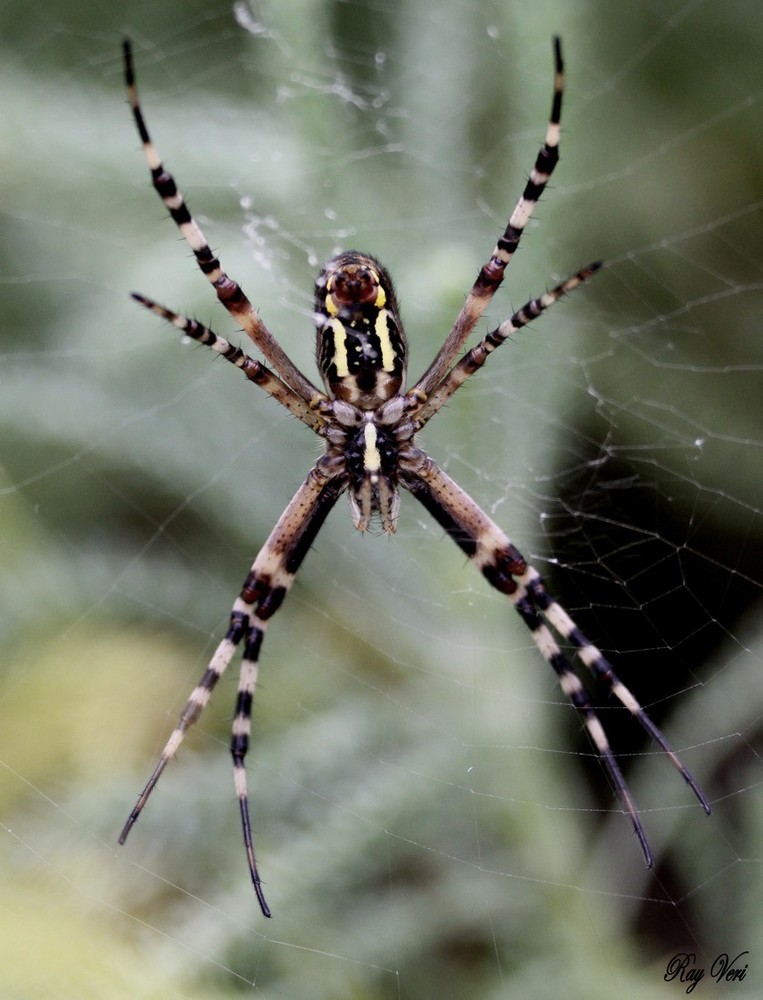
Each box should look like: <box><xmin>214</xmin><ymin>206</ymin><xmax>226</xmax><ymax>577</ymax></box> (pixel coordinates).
<box><xmin>119</xmin><ymin>39</ymin><xmax>710</xmax><ymax>917</ymax></box>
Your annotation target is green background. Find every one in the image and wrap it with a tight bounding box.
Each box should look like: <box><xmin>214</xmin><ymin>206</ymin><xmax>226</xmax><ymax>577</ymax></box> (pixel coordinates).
<box><xmin>1</xmin><ymin>0</ymin><xmax>761</xmax><ymax>996</ymax></box>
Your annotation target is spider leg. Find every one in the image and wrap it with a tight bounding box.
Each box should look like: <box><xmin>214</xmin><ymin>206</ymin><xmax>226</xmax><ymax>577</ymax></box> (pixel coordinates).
<box><xmin>519</xmin><ymin>573</ymin><xmax>711</xmax><ymax>814</ymax></box>
<box><xmin>412</xmin><ymin>262</ymin><xmax>601</xmax><ymax>430</ymax></box>
<box><xmin>122</xmin><ymin>39</ymin><xmax>322</xmax><ymax>405</ymax></box>
<box><xmin>119</xmin><ymin>460</ymin><xmax>347</xmax><ymax>917</ymax></box>
<box><xmin>131</xmin><ymin>293</ymin><xmax>330</xmax><ymax>435</ymax></box>
<box><xmin>400</xmin><ymin>450</ymin><xmax>710</xmax><ymax>865</ymax></box>
<box><xmin>414</xmin><ymin>37</ymin><xmax>564</xmax><ymax>397</ymax></box>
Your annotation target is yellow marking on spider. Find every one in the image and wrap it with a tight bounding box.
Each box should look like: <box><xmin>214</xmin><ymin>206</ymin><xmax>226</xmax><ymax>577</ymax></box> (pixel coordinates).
<box><xmin>374</xmin><ymin>308</ymin><xmax>397</xmax><ymax>372</ymax></box>
<box><xmin>363</xmin><ymin>422</ymin><xmax>382</xmax><ymax>479</ymax></box>
<box><xmin>329</xmin><ymin>318</ymin><xmax>350</xmax><ymax>376</ymax></box>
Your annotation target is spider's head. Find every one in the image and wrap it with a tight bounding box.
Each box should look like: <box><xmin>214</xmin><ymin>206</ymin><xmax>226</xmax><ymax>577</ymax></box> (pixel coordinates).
<box><xmin>314</xmin><ymin>251</ymin><xmax>408</xmax><ymax>410</ymax></box>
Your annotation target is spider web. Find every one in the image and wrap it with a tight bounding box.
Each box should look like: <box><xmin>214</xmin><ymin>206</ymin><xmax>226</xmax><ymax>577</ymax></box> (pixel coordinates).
<box><xmin>1</xmin><ymin>0</ymin><xmax>761</xmax><ymax>996</ymax></box>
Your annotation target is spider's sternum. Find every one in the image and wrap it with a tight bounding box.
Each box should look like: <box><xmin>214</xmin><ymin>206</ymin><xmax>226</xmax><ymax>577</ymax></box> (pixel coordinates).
<box><xmin>314</xmin><ymin>250</ymin><xmax>407</xmax><ymax>410</ymax></box>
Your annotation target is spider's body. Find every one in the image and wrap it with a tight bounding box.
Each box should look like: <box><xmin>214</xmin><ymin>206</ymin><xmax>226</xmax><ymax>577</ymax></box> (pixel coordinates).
<box><xmin>119</xmin><ymin>40</ymin><xmax>710</xmax><ymax>918</ymax></box>
<box><xmin>314</xmin><ymin>252</ymin><xmax>409</xmax><ymax>531</ymax></box>
<box><xmin>315</xmin><ymin>251</ymin><xmax>407</xmax><ymax>409</ymax></box>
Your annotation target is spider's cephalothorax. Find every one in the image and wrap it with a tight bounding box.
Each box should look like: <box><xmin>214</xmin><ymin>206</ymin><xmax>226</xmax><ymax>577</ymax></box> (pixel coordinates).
<box><xmin>120</xmin><ymin>38</ymin><xmax>710</xmax><ymax>918</ymax></box>
<box><xmin>314</xmin><ymin>251</ymin><xmax>407</xmax><ymax>408</ymax></box>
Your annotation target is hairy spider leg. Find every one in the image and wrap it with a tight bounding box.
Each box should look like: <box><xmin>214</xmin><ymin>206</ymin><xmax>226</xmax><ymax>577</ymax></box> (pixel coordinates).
<box><xmin>123</xmin><ymin>39</ymin><xmax>322</xmax><ymax>404</ymax></box>
<box><xmin>119</xmin><ymin>465</ymin><xmax>347</xmax><ymax>917</ymax></box>
<box><xmin>412</xmin><ymin>262</ymin><xmax>602</xmax><ymax>428</ymax></box>
<box><xmin>130</xmin><ymin>294</ymin><xmax>330</xmax><ymax>434</ymax></box>
<box><xmin>401</xmin><ymin>453</ymin><xmax>711</xmax><ymax>864</ymax></box>
<box><xmin>415</xmin><ymin>37</ymin><xmax>565</xmax><ymax>396</ymax></box>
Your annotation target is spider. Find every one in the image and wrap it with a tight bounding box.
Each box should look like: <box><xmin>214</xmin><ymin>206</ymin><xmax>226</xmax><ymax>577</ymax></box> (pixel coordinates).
<box><xmin>119</xmin><ymin>38</ymin><xmax>710</xmax><ymax>917</ymax></box>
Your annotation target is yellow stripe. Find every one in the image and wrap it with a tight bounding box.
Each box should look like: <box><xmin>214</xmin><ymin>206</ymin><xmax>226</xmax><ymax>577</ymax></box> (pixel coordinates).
<box><xmin>330</xmin><ymin>318</ymin><xmax>349</xmax><ymax>376</ymax></box>
<box><xmin>375</xmin><ymin>309</ymin><xmax>396</xmax><ymax>372</ymax></box>
<box><xmin>363</xmin><ymin>422</ymin><xmax>381</xmax><ymax>472</ymax></box>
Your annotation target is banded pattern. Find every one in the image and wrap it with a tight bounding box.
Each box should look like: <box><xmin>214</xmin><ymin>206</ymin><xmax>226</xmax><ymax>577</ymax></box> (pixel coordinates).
<box><xmin>414</xmin><ymin>36</ymin><xmax>564</xmax><ymax>397</ymax></box>
<box><xmin>123</xmin><ymin>40</ymin><xmax>322</xmax><ymax>406</ymax></box>
<box><xmin>118</xmin><ymin>463</ymin><xmax>347</xmax><ymax>915</ymax></box>
<box><xmin>120</xmin><ymin>38</ymin><xmax>710</xmax><ymax>918</ymax></box>
<box><xmin>399</xmin><ymin>454</ymin><xmax>711</xmax><ymax>866</ymax></box>
<box><xmin>414</xmin><ymin>262</ymin><xmax>602</xmax><ymax>428</ymax></box>
<box><xmin>130</xmin><ymin>293</ymin><xmax>329</xmax><ymax>434</ymax></box>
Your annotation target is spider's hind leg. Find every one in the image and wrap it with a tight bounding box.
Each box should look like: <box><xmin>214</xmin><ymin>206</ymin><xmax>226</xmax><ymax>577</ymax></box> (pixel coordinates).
<box><xmin>520</xmin><ymin>570</ymin><xmax>712</xmax><ymax>816</ymax></box>
<box><xmin>401</xmin><ymin>450</ymin><xmax>710</xmax><ymax>865</ymax></box>
<box><xmin>119</xmin><ymin>462</ymin><xmax>347</xmax><ymax>917</ymax></box>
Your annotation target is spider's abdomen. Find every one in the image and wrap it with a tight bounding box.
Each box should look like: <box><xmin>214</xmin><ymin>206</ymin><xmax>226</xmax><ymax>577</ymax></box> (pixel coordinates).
<box><xmin>314</xmin><ymin>251</ymin><xmax>407</xmax><ymax>409</ymax></box>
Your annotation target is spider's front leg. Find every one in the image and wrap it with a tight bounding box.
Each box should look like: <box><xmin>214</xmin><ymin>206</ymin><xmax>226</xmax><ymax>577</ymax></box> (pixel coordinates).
<box><xmin>119</xmin><ymin>460</ymin><xmax>347</xmax><ymax>918</ymax></box>
<box><xmin>414</xmin><ymin>37</ymin><xmax>564</xmax><ymax>397</ymax></box>
<box><xmin>400</xmin><ymin>450</ymin><xmax>710</xmax><ymax>865</ymax></box>
<box><xmin>123</xmin><ymin>39</ymin><xmax>322</xmax><ymax>404</ymax></box>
